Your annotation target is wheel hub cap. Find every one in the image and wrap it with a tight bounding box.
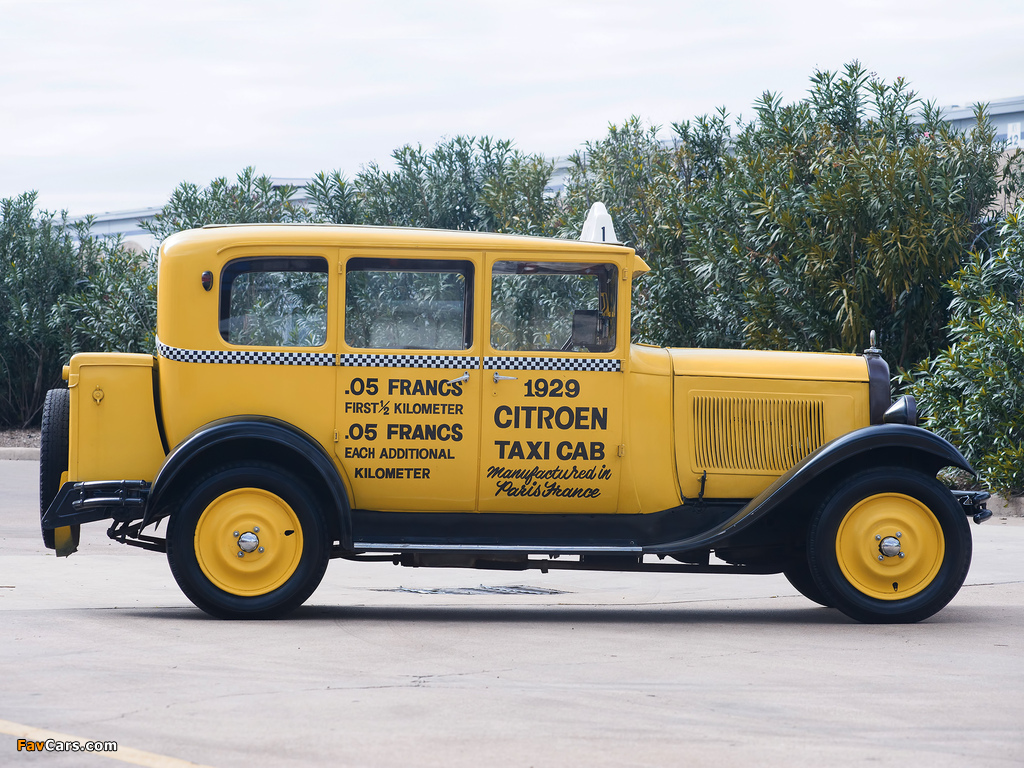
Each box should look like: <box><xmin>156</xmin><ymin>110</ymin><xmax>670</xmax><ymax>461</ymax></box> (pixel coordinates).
<box><xmin>879</xmin><ymin>536</ymin><xmax>902</xmax><ymax>557</ymax></box>
<box><xmin>835</xmin><ymin>492</ymin><xmax>945</xmax><ymax>600</ymax></box>
<box><xmin>194</xmin><ymin>488</ymin><xmax>303</xmax><ymax>597</ymax></box>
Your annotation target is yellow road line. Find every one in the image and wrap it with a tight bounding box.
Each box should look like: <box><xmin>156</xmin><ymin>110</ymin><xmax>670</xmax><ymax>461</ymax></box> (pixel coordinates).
<box><xmin>0</xmin><ymin>718</ymin><xmax>216</xmax><ymax>768</ymax></box>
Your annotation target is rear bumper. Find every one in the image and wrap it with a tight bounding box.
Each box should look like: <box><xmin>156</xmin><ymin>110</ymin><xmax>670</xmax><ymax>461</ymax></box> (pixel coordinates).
<box><xmin>41</xmin><ymin>480</ymin><xmax>150</xmax><ymax>530</ymax></box>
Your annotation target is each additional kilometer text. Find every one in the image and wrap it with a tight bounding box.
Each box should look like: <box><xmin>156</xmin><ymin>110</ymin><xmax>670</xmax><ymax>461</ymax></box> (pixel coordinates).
<box><xmin>344</xmin><ymin>447</ymin><xmax>457</xmax><ymax>459</ymax></box>
<box><xmin>353</xmin><ymin>467</ymin><xmax>431</xmax><ymax>479</ymax></box>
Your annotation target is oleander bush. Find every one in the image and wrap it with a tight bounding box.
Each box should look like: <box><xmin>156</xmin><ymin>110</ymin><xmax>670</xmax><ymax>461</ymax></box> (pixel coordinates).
<box><xmin>906</xmin><ymin>201</ymin><xmax>1024</xmax><ymax>496</ymax></box>
<box><xmin>571</xmin><ymin>62</ymin><xmax>1008</xmax><ymax>371</ymax></box>
<box><xmin>0</xmin><ymin>192</ymin><xmax>156</xmax><ymax>428</ymax></box>
<box><xmin>8</xmin><ymin>61</ymin><xmax>1024</xmax><ymax>445</ymax></box>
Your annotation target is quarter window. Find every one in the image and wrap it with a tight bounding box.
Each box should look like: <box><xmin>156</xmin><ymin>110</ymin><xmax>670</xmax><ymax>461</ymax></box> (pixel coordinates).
<box><xmin>490</xmin><ymin>261</ymin><xmax>617</xmax><ymax>353</ymax></box>
<box><xmin>220</xmin><ymin>257</ymin><xmax>328</xmax><ymax>347</ymax></box>
<box><xmin>345</xmin><ymin>259</ymin><xmax>474</xmax><ymax>350</ymax></box>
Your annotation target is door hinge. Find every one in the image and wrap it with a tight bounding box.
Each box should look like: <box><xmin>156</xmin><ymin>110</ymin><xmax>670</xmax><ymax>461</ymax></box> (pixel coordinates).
<box><xmin>333</xmin><ymin>430</ymin><xmax>339</xmax><ymax>443</ymax></box>
<box><xmin>617</xmin><ymin>444</ymin><xmax>625</xmax><ymax>457</ymax></box>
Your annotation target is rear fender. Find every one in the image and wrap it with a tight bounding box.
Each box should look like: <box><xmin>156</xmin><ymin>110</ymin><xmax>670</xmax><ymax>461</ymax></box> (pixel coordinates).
<box><xmin>145</xmin><ymin>416</ymin><xmax>351</xmax><ymax>547</ymax></box>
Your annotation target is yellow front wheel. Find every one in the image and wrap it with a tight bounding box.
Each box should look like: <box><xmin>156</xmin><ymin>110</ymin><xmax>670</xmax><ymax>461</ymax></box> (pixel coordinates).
<box><xmin>167</xmin><ymin>464</ymin><xmax>329</xmax><ymax>619</ymax></box>
<box><xmin>809</xmin><ymin>469</ymin><xmax>971</xmax><ymax>623</ymax></box>
<box><xmin>835</xmin><ymin>493</ymin><xmax>945</xmax><ymax>600</ymax></box>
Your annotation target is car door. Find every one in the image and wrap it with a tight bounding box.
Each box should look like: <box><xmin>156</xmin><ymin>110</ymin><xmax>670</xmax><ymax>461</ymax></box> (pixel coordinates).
<box><xmin>479</xmin><ymin>255</ymin><xmax>624</xmax><ymax>513</ymax></box>
<box><xmin>335</xmin><ymin>252</ymin><xmax>482</xmax><ymax>512</ymax></box>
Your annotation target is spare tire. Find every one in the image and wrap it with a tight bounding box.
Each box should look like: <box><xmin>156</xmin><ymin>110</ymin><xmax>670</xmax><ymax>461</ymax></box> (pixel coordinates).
<box><xmin>40</xmin><ymin>388</ymin><xmax>78</xmax><ymax>551</ymax></box>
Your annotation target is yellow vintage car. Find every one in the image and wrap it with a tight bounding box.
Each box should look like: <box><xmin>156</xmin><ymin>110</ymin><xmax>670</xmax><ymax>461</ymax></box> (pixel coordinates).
<box><xmin>40</xmin><ymin>223</ymin><xmax>990</xmax><ymax>622</ymax></box>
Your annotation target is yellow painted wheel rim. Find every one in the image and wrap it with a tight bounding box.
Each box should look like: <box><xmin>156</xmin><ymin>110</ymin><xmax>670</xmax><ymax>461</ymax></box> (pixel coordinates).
<box><xmin>836</xmin><ymin>492</ymin><xmax>944</xmax><ymax>600</ymax></box>
<box><xmin>194</xmin><ymin>488</ymin><xmax>303</xmax><ymax>597</ymax></box>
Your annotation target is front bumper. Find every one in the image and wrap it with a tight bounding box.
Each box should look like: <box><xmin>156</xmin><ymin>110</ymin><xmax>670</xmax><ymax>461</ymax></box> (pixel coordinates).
<box><xmin>951</xmin><ymin>489</ymin><xmax>992</xmax><ymax>524</ymax></box>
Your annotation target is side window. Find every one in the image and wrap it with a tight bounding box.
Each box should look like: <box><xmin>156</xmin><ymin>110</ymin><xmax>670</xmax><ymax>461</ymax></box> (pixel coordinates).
<box><xmin>220</xmin><ymin>257</ymin><xmax>329</xmax><ymax>347</ymax></box>
<box><xmin>345</xmin><ymin>258</ymin><xmax>474</xmax><ymax>350</ymax></box>
<box><xmin>490</xmin><ymin>261</ymin><xmax>617</xmax><ymax>353</ymax></box>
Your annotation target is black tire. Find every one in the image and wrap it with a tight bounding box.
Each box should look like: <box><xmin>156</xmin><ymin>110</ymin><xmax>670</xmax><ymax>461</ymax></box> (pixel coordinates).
<box><xmin>166</xmin><ymin>463</ymin><xmax>329</xmax><ymax>619</ymax></box>
<box><xmin>39</xmin><ymin>388</ymin><xmax>79</xmax><ymax>551</ymax></box>
<box><xmin>808</xmin><ymin>468</ymin><xmax>972</xmax><ymax>624</ymax></box>
<box><xmin>783</xmin><ymin>554</ymin><xmax>833</xmax><ymax>607</ymax></box>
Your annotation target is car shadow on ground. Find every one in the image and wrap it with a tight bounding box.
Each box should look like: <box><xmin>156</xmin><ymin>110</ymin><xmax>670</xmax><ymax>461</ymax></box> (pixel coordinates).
<box><xmin>109</xmin><ymin>600</ymin><xmax>973</xmax><ymax>626</ymax></box>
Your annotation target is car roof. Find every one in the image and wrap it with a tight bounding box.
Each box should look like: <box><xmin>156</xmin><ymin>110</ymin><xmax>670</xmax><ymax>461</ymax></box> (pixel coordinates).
<box><xmin>161</xmin><ymin>223</ymin><xmax>636</xmax><ymax>259</ymax></box>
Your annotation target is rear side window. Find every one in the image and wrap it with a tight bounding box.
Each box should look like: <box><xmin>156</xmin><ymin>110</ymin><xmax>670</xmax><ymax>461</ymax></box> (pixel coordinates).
<box><xmin>220</xmin><ymin>257</ymin><xmax>328</xmax><ymax>347</ymax></box>
<box><xmin>345</xmin><ymin>258</ymin><xmax>474</xmax><ymax>350</ymax></box>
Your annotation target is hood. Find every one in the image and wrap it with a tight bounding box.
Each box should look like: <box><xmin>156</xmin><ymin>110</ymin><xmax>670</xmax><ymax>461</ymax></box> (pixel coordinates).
<box><xmin>668</xmin><ymin>348</ymin><xmax>869</xmax><ymax>382</ymax></box>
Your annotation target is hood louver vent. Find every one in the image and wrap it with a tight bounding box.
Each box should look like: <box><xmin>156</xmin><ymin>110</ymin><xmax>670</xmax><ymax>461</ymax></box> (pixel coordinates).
<box><xmin>693</xmin><ymin>394</ymin><xmax>825</xmax><ymax>473</ymax></box>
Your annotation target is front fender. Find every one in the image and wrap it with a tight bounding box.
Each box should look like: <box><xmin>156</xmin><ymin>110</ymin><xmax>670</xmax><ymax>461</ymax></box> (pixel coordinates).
<box><xmin>646</xmin><ymin>424</ymin><xmax>972</xmax><ymax>555</ymax></box>
<box><xmin>144</xmin><ymin>416</ymin><xmax>351</xmax><ymax>546</ymax></box>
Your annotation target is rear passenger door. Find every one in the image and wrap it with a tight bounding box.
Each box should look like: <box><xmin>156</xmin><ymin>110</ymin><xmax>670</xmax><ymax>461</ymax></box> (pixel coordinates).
<box><xmin>335</xmin><ymin>253</ymin><xmax>481</xmax><ymax>513</ymax></box>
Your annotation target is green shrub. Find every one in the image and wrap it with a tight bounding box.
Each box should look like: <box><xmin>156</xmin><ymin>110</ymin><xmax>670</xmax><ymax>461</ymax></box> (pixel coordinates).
<box><xmin>0</xmin><ymin>192</ymin><xmax>157</xmax><ymax>428</ymax></box>
<box><xmin>307</xmin><ymin>136</ymin><xmax>557</xmax><ymax>235</ymax></box>
<box><xmin>50</xmin><ymin>240</ymin><xmax>158</xmax><ymax>359</ymax></box>
<box><xmin>906</xmin><ymin>201</ymin><xmax>1024</xmax><ymax>496</ymax></box>
<box><xmin>142</xmin><ymin>167</ymin><xmax>309</xmax><ymax>243</ymax></box>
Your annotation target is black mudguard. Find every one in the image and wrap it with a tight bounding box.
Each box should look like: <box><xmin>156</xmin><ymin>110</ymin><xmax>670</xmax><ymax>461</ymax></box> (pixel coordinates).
<box><xmin>645</xmin><ymin>424</ymin><xmax>973</xmax><ymax>555</ymax></box>
<box><xmin>143</xmin><ymin>416</ymin><xmax>352</xmax><ymax>546</ymax></box>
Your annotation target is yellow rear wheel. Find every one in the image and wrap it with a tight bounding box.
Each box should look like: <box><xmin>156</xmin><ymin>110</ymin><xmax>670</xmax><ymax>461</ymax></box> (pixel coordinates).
<box><xmin>194</xmin><ymin>488</ymin><xmax>304</xmax><ymax>597</ymax></box>
<box><xmin>835</xmin><ymin>493</ymin><xmax>944</xmax><ymax>600</ymax></box>
<box><xmin>166</xmin><ymin>463</ymin><xmax>329</xmax><ymax>619</ymax></box>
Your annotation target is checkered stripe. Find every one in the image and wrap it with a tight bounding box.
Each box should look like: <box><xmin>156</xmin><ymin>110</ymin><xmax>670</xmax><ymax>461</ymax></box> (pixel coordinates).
<box><xmin>337</xmin><ymin>353</ymin><xmax>470</xmax><ymax>369</ymax></box>
<box><xmin>483</xmin><ymin>356</ymin><xmax>621</xmax><ymax>372</ymax></box>
<box><xmin>157</xmin><ymin>340</ymin><xmax>335</xmax><ymax>367</ymax></box>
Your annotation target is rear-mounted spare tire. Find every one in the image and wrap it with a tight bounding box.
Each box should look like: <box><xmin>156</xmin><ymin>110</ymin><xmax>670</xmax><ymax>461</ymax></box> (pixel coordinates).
<box><xmin>40</xmin><ymin>387</ymin><xmax>78</xmax><ymax>550</ymax></box>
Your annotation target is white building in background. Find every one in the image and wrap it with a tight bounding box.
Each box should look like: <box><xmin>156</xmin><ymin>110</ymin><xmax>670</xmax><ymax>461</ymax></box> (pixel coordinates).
<box><xmin>939</xmin><ymin>95</ymin><xmax>1023</xmax><ymax>147</ymax></box>
<box><xmin>72</xmin><ymin>178</ymin><xmax>315</xmax><ymax>253</ymax></box>
<box><xmin>77</xmin><ymin>98</ymin><xmax>1024</xmax><ymax>250</ymax></box>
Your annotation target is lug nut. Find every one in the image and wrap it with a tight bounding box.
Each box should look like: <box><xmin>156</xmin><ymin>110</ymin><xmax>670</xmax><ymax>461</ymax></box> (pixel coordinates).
<box><xmin>875</xmin><ymin>535</ymin><xmax>881</xmax><ymax>540</ymax></box>
<box><xmin>258</xmin><ymin>546</ymin><xmax>264</xmax><ymax>553</ymax></box>
<box><xmin>233</xmin><ymin>531</ymin><xmax>239</xmax><ymax>537</ymax></box>
<box><xmin>237</xmin><ymin>551</ymin><xmax>244</xmax><ymax>558</ymax></box>
<box><xmin>253</xmin><ymin>526</ymin><xmax>260</xmax><ymax>533</ymax></box>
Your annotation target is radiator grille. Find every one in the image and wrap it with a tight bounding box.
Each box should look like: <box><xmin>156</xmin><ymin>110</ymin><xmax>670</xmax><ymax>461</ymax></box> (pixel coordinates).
<box><xmin>692</xmin><ymin>394</ymin><xmax>825</xmax><ymax>472</ymax></box>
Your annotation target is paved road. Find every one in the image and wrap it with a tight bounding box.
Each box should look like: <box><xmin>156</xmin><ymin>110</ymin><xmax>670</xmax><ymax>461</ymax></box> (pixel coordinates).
<box><xmin>1</xmin><ymin>459</ymin><xmax>1022</xmax><ymax>767</ymax></box>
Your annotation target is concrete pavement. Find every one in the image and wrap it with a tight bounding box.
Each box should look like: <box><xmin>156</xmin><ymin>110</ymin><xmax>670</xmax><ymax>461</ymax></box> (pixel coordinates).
<box><xmin>2</xmin><ymin>460</ymin><xmax>1022</xmax><ymax>767</ymax></box>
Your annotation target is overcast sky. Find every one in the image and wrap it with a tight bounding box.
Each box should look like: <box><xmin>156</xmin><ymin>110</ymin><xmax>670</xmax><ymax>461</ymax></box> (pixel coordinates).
<box><xmin>2</xmin><ymin>0</ymin><xmax>1022</xmax><ymax>216</ymax></box>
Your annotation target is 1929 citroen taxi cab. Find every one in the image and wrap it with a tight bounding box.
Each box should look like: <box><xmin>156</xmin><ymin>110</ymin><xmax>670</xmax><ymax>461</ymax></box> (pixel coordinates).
<box><xmin>40</xmin><ymin>218</ymin><xmax>990</xmax><ymax>622</ymax></box>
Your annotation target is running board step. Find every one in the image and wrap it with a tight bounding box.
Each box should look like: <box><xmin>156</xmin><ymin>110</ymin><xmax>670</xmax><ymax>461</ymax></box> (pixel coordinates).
<box><xmin>352</xmin><ymin>542</ymin><xmax>643</xmax><ymax>554</ymax></box>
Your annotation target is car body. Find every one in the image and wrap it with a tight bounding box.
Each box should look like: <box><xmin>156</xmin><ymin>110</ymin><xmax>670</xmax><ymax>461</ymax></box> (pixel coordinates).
<box><xmin>40</xmin><ymin>223</ymin><xmax>990</xmax><ymax>622</ymax></box>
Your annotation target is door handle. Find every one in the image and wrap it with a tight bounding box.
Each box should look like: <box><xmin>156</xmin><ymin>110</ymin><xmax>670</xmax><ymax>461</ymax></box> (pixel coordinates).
<box><xmin>448</xmin><ymin>371</ymin><xmax>470</xmax><ymax>384</ymax></box>
<box><xmin>493</xmin><ymin>372</ymin><xmax>518</xmax><ymax>383</ymax></box>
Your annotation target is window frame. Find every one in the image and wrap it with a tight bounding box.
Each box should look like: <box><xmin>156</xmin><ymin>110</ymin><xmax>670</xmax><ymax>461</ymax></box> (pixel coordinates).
<box><xmin>218</xmin><ymin>255</ymin><xmax>330</xmax><ymax>349</ymax></box>
<box><xmin>343</xmin><ymin>257</ymin><xmax>476</xmax><ymax>352</ymax></box>
<box><xmin>487</xmin><ymin>259</ymin><xmax>619</xmax><ymax>355</ymax></box>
